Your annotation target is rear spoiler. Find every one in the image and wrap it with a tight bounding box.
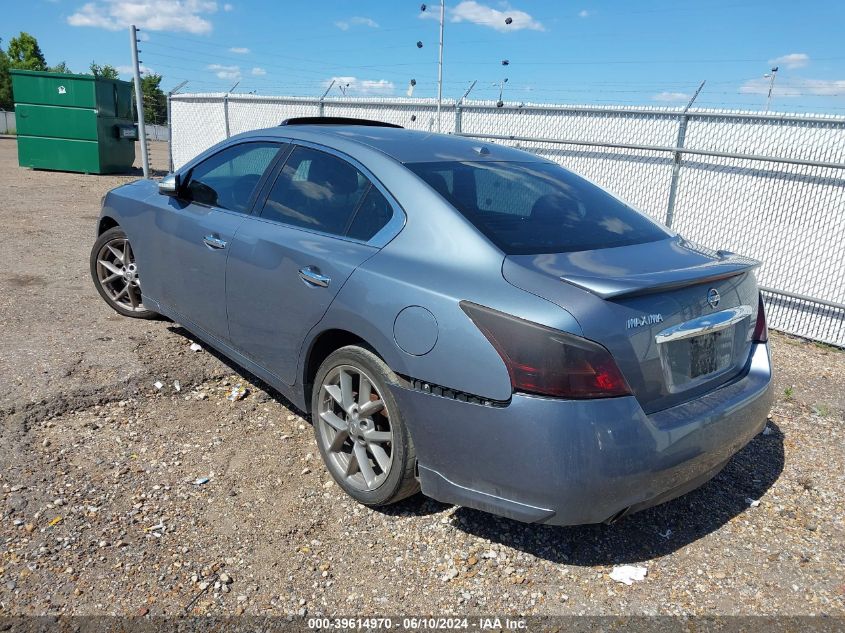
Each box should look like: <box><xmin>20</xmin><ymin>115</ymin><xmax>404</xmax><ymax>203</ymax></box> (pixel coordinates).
<box><xmin>560</xmin><ymin>252</ymin><xmax>761</xmax><ymax>299</ymax></box>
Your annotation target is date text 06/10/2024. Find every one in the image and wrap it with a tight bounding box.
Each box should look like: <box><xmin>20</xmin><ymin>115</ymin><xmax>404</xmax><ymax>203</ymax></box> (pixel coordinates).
<box><xmin>306</xmin><ymin>617</ymin><xmax>528</xmax><ymax>630</ymax></box>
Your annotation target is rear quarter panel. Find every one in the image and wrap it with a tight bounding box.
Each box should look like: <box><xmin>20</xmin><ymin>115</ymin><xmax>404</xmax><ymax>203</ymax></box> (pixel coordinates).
<box><xmin>306</xmin><ymin>168</ymin><xmax>582</xmax><ymax>403</ymax></box>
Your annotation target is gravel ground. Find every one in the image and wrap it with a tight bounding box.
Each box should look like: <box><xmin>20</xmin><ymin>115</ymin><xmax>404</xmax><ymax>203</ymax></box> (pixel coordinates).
<box><xmin>0</xmin><ymin>136</ymin><xmax>843</xmax><ymax>617</ymax></box>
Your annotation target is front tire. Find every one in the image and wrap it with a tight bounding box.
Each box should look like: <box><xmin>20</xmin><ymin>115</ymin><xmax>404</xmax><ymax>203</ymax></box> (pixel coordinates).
<box><xmin>312</xmin><ymin>346</ymin><xmax>419</xmax><ymax>506</ymax></box>
<box><xmin>90</xmin><ymin>226</ymin><xmax>157</xmax><ymax>319</ymax></box>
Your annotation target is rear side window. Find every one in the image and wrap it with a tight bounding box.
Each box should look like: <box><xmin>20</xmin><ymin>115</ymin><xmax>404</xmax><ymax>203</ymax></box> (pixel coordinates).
<box><xmin>260</xmin><ymin>146</ymin><xmax>371</xmax><ymax>236</ymax></box>
<box><xmin>347</xmin><ymin>187</ymin><xmax>393</xmax><ymax>241</ymax></box>
<box><xmin>185</xmin><ymin>142</ymin><xmax>280</xmax><ymax>213</ymax></box>
<box><xmin>409</xmin><ymin>161</ymin><xmax>669</xmax><ymax>254</ymax></box>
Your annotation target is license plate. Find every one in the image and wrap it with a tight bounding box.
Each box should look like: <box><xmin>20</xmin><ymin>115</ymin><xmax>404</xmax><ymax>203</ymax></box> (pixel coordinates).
<box><xmin>689</xmin><ymin>332</ymin><xmax>719</xmax><ymax>378</ymax></box>
<box><xmin>662</xmin><ymin>326</ymin><xmax>737</xmax><ymax>392</ymax></box>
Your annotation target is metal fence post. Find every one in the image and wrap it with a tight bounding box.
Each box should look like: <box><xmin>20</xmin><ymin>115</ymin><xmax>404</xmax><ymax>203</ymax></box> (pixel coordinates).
<box><xmin>166</xmin><ymin>93</ymin><xmax>173</xmax><ymax>172</ymax></box>
<box><xmin>318</xmin><ymin>81</ymin><xmax>335</xmax><ymax>119</ymax></box>
<box><xmin>664</xmin><ymin>81</ymin><xmax>705</xmax><ymax>228</ymax></box>
<box><xmin>165</xmin><ymin>81</ymin><xmax>187</xmax><ymax>174</ymax></box>
<box><xmin>664</xmin><ymin>115</ymin><xmax>688</xmax><ymax>228</ymax></box>
<box><xmin>223</xmin><ymin>93</ymin><xmax>231</xmax><ymax>138</ymax></box>
<box><xmin>455</xmin><ymin>80</ymin><xmax>476</xmax><ymax>136</ymax></box>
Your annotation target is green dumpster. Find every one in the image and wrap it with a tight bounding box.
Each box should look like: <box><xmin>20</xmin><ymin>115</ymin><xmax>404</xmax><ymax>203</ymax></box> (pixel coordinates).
<box><xmin>11</xmin><ymin>69</ymin><xmax>136</xmax><ymax>174</ymax></box>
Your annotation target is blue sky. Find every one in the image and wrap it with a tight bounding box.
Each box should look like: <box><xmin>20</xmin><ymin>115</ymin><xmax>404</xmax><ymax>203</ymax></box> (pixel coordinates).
<box><xmin>4</xmin><ymin>0</ymin><xmax>845</xmax><ymax>112</ymax></box>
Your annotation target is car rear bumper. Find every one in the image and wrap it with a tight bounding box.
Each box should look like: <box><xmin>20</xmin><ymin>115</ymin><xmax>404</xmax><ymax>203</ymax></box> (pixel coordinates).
<box><xmin>389</xmin><ymin>342</ymin><xmax>773</xmax><ymax>526</ymax></box>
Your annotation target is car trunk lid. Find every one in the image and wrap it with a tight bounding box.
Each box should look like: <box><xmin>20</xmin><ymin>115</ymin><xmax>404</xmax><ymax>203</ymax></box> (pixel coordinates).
<box><xmin>502</xmin><ymin>236</ymin><xmax>762</xmax><ymax>413</ymax></box>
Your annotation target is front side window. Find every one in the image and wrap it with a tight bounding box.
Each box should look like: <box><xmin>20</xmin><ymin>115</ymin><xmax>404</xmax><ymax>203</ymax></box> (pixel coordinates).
<box><xmin>260</xmin><ymin>146</ymin><xmax>373</xmax><ymax>236</ymax></box>
<box><xmin>184</xmin><ymin>142</ymin><xmax>281</xmax><ymax>213</ymax></box>
<box><xmin>409</xmin><ymin>161</ymin><xmax>669</xmax><ymax>254</ymax></box>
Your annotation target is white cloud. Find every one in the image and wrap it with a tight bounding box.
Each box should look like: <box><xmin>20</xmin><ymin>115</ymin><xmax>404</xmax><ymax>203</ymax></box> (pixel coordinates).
<box><xmin>652</xmin><ymin>91</ymin><xmax>690</xmax><ymax>102</ymax></box>
<box><xmin>116</xmin><ymin>63</ymin><xmax>154</xmax><ymax>75</ymax></box>
<box><xmin>797</xmin><ymin>79</ymin><xmax>845</xmax><ymax>95</ymax></box>
<box><xmin>740</xmin><ymin>77</ymin><xmax>845</xmax><ymax>97</ymax></box>
<box><xmin>578</xmin><ymin>9</ymin><xmax>591</xmax><ymax>18</ymax></box>
<box><xmin>325</xmin><ymin>76</ymin><xmax>395</xmax><ymax>96</ymax></box>
<box><xmin>229</xmin><ymin>46</ymin><xmax>250</xmax><ymax>54</ymax></box>
<box><xmin>438</xmin><ymin>1</ymin><xmax>544</xmax><ymax>32</ymax></box>
<box><xmin>67</xmin><ymin>0</ymin><xmax>218</xmax><ymax>35</ymax></box>
<box><xmin>769</xmin><ymin>53</ymin><xmax>810</xmax><ymax>70</ymax></box>
<box><xmin>334</xmin><ymin>16</ymin><xmax>379</xmax><ymax>31</ymax></box>
<box><xmin>208</xmin><ymin>63</ymin><xmax>240</xmax><ymax>80</ymax></box>
<box><xmin>250</xmin><ymin>67</ymin><xmax>266</xmax><ymax>76</ymax></box>
<box><xmin>223</xmin><ymin>2</ymin><xmax>233</xmax><ymax>10</ymax></box>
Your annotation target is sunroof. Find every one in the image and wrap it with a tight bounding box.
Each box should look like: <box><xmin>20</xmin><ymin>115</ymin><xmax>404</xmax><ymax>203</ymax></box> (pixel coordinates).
<box><xmin>279</xmin><ymin>117</ymin><xmax>403</xmax><ymax>129</ymax></box>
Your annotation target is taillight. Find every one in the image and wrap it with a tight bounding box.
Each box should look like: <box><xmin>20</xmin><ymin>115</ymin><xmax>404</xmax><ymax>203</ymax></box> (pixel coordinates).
<box><xmin>460</xmin><ymin>301</ymin><xmax>632</xmax><ymax>399</ymax></box>
<box><xmin>753</xmin><ymin>293</ymin><xmax>768</xmax><ymax>343</ymax></box>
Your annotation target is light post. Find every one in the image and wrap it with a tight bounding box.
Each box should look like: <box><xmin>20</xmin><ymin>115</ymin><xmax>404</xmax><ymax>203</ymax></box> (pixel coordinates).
<box><xmin>764</xmin><ymin>66</ymin><xmax>779</xmax><ymax>112</ymax></box>
<box><xmin>420</xmin><ymin>1</ymin><xmax>446</xmax><ymax>133</ymax></box>
<box><xmin>436</xmin><ymin>0</ymin><xmax>445</xmax><ymax>132</ymax></box>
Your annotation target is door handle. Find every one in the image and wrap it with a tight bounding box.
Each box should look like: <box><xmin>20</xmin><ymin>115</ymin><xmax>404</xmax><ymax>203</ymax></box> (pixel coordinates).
<box><xmin>203</xmin><ymin>235</ymin><xmax>227</xmax><ymax>250</ymax></box>
<box><xmin>298</xmin><ymin>266</ymin><xmax>331</xmax><ymax>288</ymax></box>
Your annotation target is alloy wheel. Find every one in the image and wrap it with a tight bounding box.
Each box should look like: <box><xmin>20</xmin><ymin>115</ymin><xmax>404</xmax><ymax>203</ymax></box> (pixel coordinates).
<box><xmin>316</xmin><ymin>365</ymin><xmax>394</xmax><ymax>491</ymax></box>
<box><xmin>95</xmin><ymin>237</ymin><xmax>146</xmax><ymax>312</ymax></box>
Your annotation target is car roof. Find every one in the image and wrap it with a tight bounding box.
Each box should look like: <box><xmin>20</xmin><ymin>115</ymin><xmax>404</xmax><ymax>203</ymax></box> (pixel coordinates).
<box><xmin>240</xmin><ymin>124</ymin><xmax>547</xmax><ymax>165</ymax></box>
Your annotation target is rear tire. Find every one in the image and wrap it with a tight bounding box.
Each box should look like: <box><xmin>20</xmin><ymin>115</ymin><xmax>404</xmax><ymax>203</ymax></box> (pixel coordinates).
<box><xmin>312</xmin><ymin>345</ymin><xmax>419</xmax><ymax>506</ymax></box>
<box><xmin>90</xmin><ymin>226</ymin><xmax>157</xmax><ymax>319</ymax></box>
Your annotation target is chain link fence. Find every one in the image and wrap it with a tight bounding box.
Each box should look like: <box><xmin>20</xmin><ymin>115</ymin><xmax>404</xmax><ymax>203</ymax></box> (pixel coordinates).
<box><xmin>169</xmin><ymin>93</ymin><xmax>845</xmax><ymax>347</ymax></box>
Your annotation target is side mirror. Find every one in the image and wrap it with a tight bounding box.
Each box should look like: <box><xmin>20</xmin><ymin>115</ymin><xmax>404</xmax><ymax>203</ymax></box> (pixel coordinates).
<box><xmin>158</xmin><ymin>173</ymin><xmax>180</xmax><ymax>197</ymax></box>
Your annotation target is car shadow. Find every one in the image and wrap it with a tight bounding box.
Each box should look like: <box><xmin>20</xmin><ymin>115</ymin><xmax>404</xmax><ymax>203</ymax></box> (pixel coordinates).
<box><xmin>445</xmin><ymin>421</ymin><xmax>785</xmax><ymax>566</ymax></box>
<box><xmin>375</xmin><ymin>493</ymin><xmax>454</xmax><ymax>518</ymax></box>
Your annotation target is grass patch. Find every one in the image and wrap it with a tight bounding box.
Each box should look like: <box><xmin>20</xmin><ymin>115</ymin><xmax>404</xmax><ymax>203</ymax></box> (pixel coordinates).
<box><xmin>813</xmin><ymin>340</ymin><xmax>843</xmax><ymax>353</ymax></box>
<box><xmin>813</xmin><ymin>403</ymin><xmax>831</xmax><ymax>417</ymax></box>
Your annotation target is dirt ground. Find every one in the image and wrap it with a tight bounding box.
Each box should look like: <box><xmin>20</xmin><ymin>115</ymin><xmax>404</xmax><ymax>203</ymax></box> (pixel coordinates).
<box><xmin>0</xmin><ymin>136</ymin><xmax>843</xmax><ymax>618</ymax></box>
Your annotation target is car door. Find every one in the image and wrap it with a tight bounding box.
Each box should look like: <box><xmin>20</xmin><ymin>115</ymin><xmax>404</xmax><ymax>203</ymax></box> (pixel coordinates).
<box><xmin>145</xmin><ymin>141</ymin><xmax>283</xmax><ymax>343</ymax></box>
<box><xmin>226</xmin><ymin>143</ymin><xmax>402</xmax><ymax>385</ymax></box>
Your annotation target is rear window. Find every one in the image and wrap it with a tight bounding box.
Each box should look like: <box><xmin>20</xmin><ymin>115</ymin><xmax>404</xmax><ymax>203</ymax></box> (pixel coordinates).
<box><xmin>408</xmin><ymin>161</ymin><xmax>669</xmax><ymax>254</ymax></box>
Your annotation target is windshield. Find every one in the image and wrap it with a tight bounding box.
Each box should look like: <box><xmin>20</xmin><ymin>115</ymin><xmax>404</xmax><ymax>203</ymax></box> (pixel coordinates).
<box><xmin>408</xmin><ymin>161</ymin><xmax>669</xmax><ymax>255</ymax></box>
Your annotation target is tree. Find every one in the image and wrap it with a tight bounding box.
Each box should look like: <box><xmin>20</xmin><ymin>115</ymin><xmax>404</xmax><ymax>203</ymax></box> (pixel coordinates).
<box><xmin>49</xmin><ymin>61</ymin><xmax>73</xmax><ymax>74</ymax></box>
<box><xmin>0</xmin><ymin>39</ymin><xmax>11</xmax><ymax>110</ymax></box>
<box><xmin>7</xmin><ymin>32</ymin><xmax>47</xmax><ymax>71</ymax></box>
<box><xmin>139</xmin><ymin>73</ymin><xmax>167</xmax><ymax>124</ymax></box>
<box><xmin>90</xmin><ymin>61</ymin><xmax>119</xmax><ymax>79</ymax></box>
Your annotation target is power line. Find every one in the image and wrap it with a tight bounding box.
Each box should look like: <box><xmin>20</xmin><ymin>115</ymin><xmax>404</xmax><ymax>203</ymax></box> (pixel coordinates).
<box><xmin>442</xmin><ymin>56</ymin><xmax>845</xmax><ymax>67</ymax></box>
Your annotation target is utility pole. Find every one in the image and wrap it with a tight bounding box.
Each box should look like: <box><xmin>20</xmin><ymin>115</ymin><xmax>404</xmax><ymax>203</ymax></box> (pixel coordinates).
<box><xmin>129</xmin><ymin>25</ymin><xmax>149</xmax><ymax>178</ymax></box>
<box><xmin>765</xmin><ymin>66</ymin><xmax>778</xmax><ymax>112</ymax></box>
<box><xmin>436</xmin><ymin>0</ymin><xmax>445</xmax><ymax>133</ymax></box>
